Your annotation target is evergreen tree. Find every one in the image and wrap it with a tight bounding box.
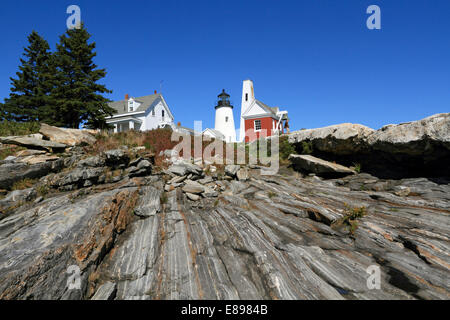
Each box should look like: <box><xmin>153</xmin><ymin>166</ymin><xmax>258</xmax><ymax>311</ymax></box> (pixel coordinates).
<box><xmin>52</xmin><ymin>23</ymin><xmax>115</xmax><ymax>129</ymax></box>
<box><xmin>2</xmin><ymin>31</ymin><xmax>55</xmax><ymax>123</ymax></box>
<box><xmin>0</xmin><ymin>103</ymin><xmax>5</xmax><ymax>121</ymax></box>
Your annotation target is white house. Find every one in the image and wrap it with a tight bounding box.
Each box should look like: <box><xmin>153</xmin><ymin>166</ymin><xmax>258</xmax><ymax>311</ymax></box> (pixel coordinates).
<box><xmin>202</xmin><ymin>128</ymin><xmax>225</xmax><ymax>141</ymax></box>
<box><xmin>106</xmin><ymin>93</ymin><xmax>175</xmax><ymax>132</ymax></box>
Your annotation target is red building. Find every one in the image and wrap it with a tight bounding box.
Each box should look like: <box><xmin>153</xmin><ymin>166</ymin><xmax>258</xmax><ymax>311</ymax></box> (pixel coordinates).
<box><xmin>239</xmin><ymin>80</ymin><xmax>289</xmax><ymax>143</ymax></box>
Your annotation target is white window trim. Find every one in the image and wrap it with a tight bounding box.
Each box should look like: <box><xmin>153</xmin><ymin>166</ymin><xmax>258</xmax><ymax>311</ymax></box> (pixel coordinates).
<box><xmin>254</xmin><ymin>120</ymin><xmax>262</xmax><ymax>132</ymax></box>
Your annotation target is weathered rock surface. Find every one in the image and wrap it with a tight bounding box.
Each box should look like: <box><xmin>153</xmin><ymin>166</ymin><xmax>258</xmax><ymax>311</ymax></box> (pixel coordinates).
<box><xmin>0</xmin><ymin>187</ymin><xmax>139</xmax><ymax>299</ymax></box>
<box><xmin>288</xmin><ymin>113</ymin><xmax>450</xmax><ymax>178</ymax></box>
<box><xmin>19</xmin><ymin>155</ymin><xmax>60</xmax><ymax>165</ymax></box>
<box><xmin>0</xmin><ymin>159</ymin><xmax>64</xmax><ymax>190</ymax></box>
<box><xmin>167</xmin><ymin>161</ymin><xmax>203</xmax><ymax>177</ymax></box>
<box><xmin>0</xmin><ymin>188</ymin><xmax>37</xmax><ymax>212</ymax></box>
<box><xmin>182</xmin><ymin>182</ymin><xmax>205</xmax><ymax>194</ymax></box>
<box><xmin>39</xmin><ymin>123</ymin><xmax>96</xmax><ymax>146</ymax></box>
<box><xmin>133</xmin><ymin>186</ymin><xmax>161</xmax><ymax>217</ymax></box>
<box><xmin>289</xmin><ymin>154</ymin><xmax>355</xmax><ymax>177</ymax></box>
<box><xmin>91</xmin><ymin>281</ymin><xmax>117</xmax><ymax>300</ymax></box>
<box><xmin>0</xmin><ymin>161</ymin><xmax>448</xmax><ymax>300</ymax></box>
<box><xmin>225</xmin><ymin>164</ymin><xmax>240</xmax><ymax>177</ymax></box>
<box><xmin>104</xmin><ymin>149</ymin><xmax>130</xmax><ymax>168</ymax></box>
<box><xmin>0</xmin><ymin>135</ymin><xmax>67</xmax><ymax>152</ymax></box>
<box><xmin>236</xmin><ymin>167</ymin><xmax>250</xmax><ymax>181</ymax></box>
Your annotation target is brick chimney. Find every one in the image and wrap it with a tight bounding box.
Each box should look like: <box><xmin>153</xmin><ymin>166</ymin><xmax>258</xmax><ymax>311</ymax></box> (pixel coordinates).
<box><xmin>154</xmin><ymin>90</ymin><xmax>157</xmax><ymax>94</ymax></box>
<box><xmin>125</xmin><ymin>94</ymin><xmax>129</xmax><ymax>100</ymax></box>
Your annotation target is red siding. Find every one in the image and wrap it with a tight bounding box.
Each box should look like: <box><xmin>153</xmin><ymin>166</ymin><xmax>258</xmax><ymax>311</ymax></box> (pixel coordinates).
<box><xmin>244</xmin><ymin>117</ymin><xmax>275</xmax><ymax>143</ymax></box>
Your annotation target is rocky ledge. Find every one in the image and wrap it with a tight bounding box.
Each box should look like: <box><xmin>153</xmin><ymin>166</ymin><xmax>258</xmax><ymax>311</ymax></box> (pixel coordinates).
<box><xmin>0</xmin><ymin>156</ymin><xmax>448</xmax><ymax>299</ymax></box>
<box><xmin>287</xmin><ymin>113</ymin><xmax>450</xmax><ymax>178</ymax></box>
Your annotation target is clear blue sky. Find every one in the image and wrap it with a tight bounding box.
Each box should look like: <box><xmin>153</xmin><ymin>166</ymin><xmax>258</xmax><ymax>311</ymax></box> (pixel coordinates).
<box><xmin>1</xmin><ymin>0</ymin><xmax>449</xmax><ymax>131</ymax></box>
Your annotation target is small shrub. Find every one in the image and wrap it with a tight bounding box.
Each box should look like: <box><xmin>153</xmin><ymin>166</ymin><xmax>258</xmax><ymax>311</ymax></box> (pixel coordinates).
<box><xmin>301</xmin><ymin>141</ymin><xmax>313</xmax><ymax>154</ymax></box>
<box><xmin>11</xmin><ymin>178</ymin><xmax>36</xmax><ymax>191</ymax></box>
<box><xmin>279</xmin><ymin>136</ymin><xmax>296</xmax><ymax>160</ymax></box>
<box><xmin>0</xmin><ymin>147</ymin><xmax>17</xmax><ymax>160</ymax></box>
<box><xmin>342</xmin><ymin>204</ymin><xmax>367</xmax><ymax>236</ymax></box>
<box><xmin>36</xmin><ymin>184</ymin><xmax>50</xmax><ymax>197</ymax></box>
<box><xmin>144</xmin><ymin>141</ymin><xmax>153</xmax><ymax>151</ymax></box>
<box><xmin>160</xmin><ymin>192</ymin><xmax>168</xmax><ymax>205</ymax></box>
<box><xmin>267</xmin><ymin>191</ymin><xmax>276</xmax><ymax>199</ymax></box>
<box><xmin>0</xmin><ymin>121</ymin><xmax>40</xmax><ymax>136</ymax></box>
<box><xmin>353</xmin><ymin>163</ymin><xmax>362</xmax><ymax>173</ymax></box>
<box><xmin>0</xmin><ymin>145</ymin><xmax>26</xmax><ymax>160</ymax></box>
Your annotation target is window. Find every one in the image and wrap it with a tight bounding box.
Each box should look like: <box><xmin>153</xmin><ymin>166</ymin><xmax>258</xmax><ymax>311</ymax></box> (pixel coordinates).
<box><xmin>129</xmin><ymin>101</ymin><xmax>133</xmax><ymax>112</ymax></box>
<box><xmin>162</xmin><ymin>110</ymin><xmax>165</xmax><ymax>119</ymax></box>
<box><xmin>245</xmin><ymin>93</ymin><xmax>248</xmax><ymax>101</ymax></box>
<box><xmin>254</xmin><ymin>120</ymin><xmax>262</xmax><ymax>131</ymax></box>
<box><xmin>152</xmin><ymin>109</ymin><xmax>155</xmax><ymax>116</ymax></box>
<box><xmin>225</xmin><ymin>116</ymin><xmax>228</xmax><ymax>123</ymax></box>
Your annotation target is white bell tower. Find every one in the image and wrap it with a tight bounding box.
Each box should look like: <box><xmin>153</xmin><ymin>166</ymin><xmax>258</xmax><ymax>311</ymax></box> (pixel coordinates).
<box><xmin>239</xmin><ymin>79</ymin><xmax>255</xmax><ymax>141</ymax></box>
<box><xmin>214</xmin><ymin>89</ymin><xmax>236</xmax><ymax>143</ymax></box>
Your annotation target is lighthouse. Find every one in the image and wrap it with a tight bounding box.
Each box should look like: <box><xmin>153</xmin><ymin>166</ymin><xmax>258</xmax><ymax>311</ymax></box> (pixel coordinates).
<box><xmin>214</xmin><ymin>89</ymin><xmax>236</xmax><ymax>143</ymax></box>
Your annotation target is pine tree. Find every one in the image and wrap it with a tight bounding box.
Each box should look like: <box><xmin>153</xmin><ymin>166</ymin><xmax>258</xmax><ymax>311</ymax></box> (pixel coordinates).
<box><xmin>2</xmin><ymin>31</ymin><xmax>55</xmax><ymax>123</ymax></box>
<box><xmin>0</xmin><ymin>103</ymin><xmax>5</xmax><ymax>121</ymax></box>
<box><xmin>52</xmin><ymin>23</ymin><xmax>115</xmax><ymax>129</ymax></box>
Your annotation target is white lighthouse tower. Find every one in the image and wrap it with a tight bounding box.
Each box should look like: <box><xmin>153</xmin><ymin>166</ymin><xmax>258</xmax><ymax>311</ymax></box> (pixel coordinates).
<box><xmin>239</xmin><ymin>79</ymin><xmax>255</xmax><ymax>141</ymax></box>
<box><xmin>214</xmin><ymin>89</ymin><xmax>236</xmax><ymax>143</ymax></box>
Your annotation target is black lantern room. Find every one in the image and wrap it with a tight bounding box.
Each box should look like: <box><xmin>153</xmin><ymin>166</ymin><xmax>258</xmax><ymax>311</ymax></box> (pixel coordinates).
<box><xmin>215</xmin><ymin>89</ymin><xmax>233</xmax><ymax>109</ymax></box>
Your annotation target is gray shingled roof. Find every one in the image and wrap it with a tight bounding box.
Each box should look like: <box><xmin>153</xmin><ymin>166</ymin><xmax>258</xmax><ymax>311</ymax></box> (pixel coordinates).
<box><xmin>204</xmin><ymin>128</ymin><xmax>225</xmax><ymax>140</ymax></box>
<box><xmin>255</xmin><ymin>100</ymin><xmax>276</xmax><ymax>115</ymax></box>
<box><xmin>108</xmin><ymin>94</ymin><xmax>161</xmax><ymax>116</ymax></box>
<box><xmin>253</xmin><ymin>100</ymin><xmax>289</xmax><ymax>120</ymax></box>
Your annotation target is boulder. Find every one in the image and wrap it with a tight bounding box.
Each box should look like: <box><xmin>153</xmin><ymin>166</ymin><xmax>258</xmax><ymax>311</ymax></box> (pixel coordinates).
<box><xmin>3</xmin><ymin>156</ymin><xmax>17</xmax><ymax>163</ymax></box>
<box><xmin>167</xmin><ymin>161</ymin><xmax>203</xmax><ymax>176</ymax></box>
<box><xmin>289</xmin><ymin>154</ymin><xmax>355</xmax><ymax>177</ymax></box>
<box><xmin>0</xmin><ymin>135</ymin><xmax>67</xmax><ymax>152</ymax></box>
<box><xmin>202</xmin><ymin>186</ymin><xmax>219</xmax><ymax>198</ymax></box>
<box><xmin>19</xmin><ymin>155</ymin><xmax>60</xmax><ymax>165</ymax></box>
<box><xmin>185</xmin><ymin>192</ymin><xmax>201</xmax><ymax>201</ymax></box>
<box><xmin>0</xmin><ymin>188</ymin><xmax>37</xmax><ymax>212</ymax></box>
<box><xmin>0</xmin><ymin>159</ymin><xmax>64</xmax><ymax>190</ymax></box>
<box><xmin>198</xmin><ymin>176</ymin><xmax>213</xmax><ymax>184</ymax></box>
<box><xmin>287</xmin><ymin>113</ymin><xmax>450</xmax><ymax>178</ymax></box>
<box><xmin>225</xmin><ymin>165</ymin><xmax>240</xmax><ymax>177</ymax></box>
<box><xmin>128</xmin><ymin>159</ymin><xmax>152</xmax><ymax>177</ymax></box>
<box><xmin>182</xmin><ymin>181</ymin><xmax>205</xmax><ymax>194</ymax></box>
<box><xmin>39</xmin><ymin>123</ymin><xmax>96</xmax><ymax>146</ymax></box>
<box><xmin>15</xmin><ymin>149</ymin><xmax>46</xmax><ymax>157</ymax></box>
<box><xmin>91</xmin><ymin>282</ymin><xmax>117</xmax><ymax>300</ymax></box>
<box><xmin>236</xmin><ymin>168</ymin><xmax>249</xmax><ymax>181</ymax></box>
<box><xmin>288</xmin><ymin>123</ymin><xmax>374</xmax><ymax>155</ymax></box>
<box><xmin>52</xmin><ymin>167</ymin><xmax>105</xmax><ymax>189</ymax></box>
<box><xmin>169</xmin><ymin>175</ymin><xmax>187</xmax><ymax>184</ymax></box>
<box><xmin>104</xmin><ymin>149</ymin><xmax>130</xmax><ymax>168</ymax></box>
<box><xmin>77</xmin><ymin>156</ymin><xmax>105</xmax><ymax>168</ymax></box>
